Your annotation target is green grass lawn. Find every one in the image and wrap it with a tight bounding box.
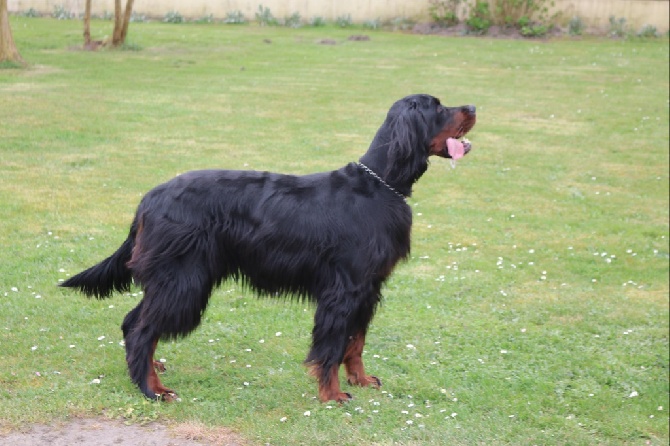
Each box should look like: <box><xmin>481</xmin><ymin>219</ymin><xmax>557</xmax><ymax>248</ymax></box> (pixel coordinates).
<box><xmin>0</xmin><ymin>17</ymin><xmax>668</xmax><ymax>445</ymax></box>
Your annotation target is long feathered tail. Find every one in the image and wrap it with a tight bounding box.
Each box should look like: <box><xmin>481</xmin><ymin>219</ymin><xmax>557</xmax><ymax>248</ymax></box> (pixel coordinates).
<box><xmin>60</xmin><ymin>226</ymin><xmax>136</xmax><ymax>299</ymax></box>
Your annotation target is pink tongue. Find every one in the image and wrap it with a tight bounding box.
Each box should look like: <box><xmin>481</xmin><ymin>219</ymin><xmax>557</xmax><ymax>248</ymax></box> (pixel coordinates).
<box><xmin>447</xmin><ymin>138</ymin><xmax>465</xmax><ymax>160</ymax></box>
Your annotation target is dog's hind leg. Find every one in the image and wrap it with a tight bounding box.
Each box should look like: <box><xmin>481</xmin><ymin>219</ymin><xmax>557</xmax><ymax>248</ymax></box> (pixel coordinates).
<box><xmin>122</xmin><ymin>302</ymin><xmax>142</xmax><ymax>339</ymax></box>
<box><xmin>122</xmin><ymin>301</ymin><xmax>166</xmax><ymax>373</ymax></box>
<box><xmin>124</xmin><ymin>320</ymin><xmax>177</xmax><ymax>401</ymax></box>
<box><xmin>305</xmin><ymin>295</ymin><xmax>352</xmax><ymax>402</ymax></box>
<box><xmin>125</xmin><ymin>264</ymin><xmax>214</xmax><ymax>401</ymax></box>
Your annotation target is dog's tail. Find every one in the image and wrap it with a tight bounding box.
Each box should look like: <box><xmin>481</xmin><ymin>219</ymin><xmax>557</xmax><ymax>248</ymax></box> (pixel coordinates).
<box><xmin>60</xmin><ymin>224</ymin><xmax>136</xmax><ymax>299</ymax></box>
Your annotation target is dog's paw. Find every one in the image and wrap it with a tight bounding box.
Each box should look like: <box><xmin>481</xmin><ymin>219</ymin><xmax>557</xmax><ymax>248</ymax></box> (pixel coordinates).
<box><xmin>319</xmin><ymin>389</ymin><xmax>354</xmax><ymax>403</ymax></box>
<box><xmin>158</xmin><ymin>390</ymin><xmax>179</xmax><ymax>402</ymax></box>
<box><xmin>347</xmin><ymin>374</ymin><xmax>382</xmax><ymax>389</ymax></box>
<box><xmin>334</xmin><ymin>392</ymin><xmax>353</xmax><ymax>403</ymax></box>
<box><xmin>153</xmin><ymin>360</ymin><xmax>166</xmax><ymax>373</ymax></box>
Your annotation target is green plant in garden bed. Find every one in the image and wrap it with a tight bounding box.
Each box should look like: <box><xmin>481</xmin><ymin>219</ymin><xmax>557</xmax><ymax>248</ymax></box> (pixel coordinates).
<box><xmin>224</xmin><ymin>10</ymin><xmax>246</xmax><ymax>24</ymax></box>
<box><xmin>517</xmin><ymin>15</ymin><xmax>548</xmax><ymax>37</ymax></box>
<box><xmin>310</xmin><ymin>16</ymin><xmax>327</xmax><ymax>27</ymax></box>
<box><xmin>493</xmin><ymin>0</ymin><xmax>552</xmax><ymax>27</ymax></box>
<box><xmin>163</xmin><ymin>10</ymin><xmax>184</xmax><ymax>24</ymax></box>
<box><xmin>466</xmin><ymin>1</ymin><xmax>492</xmax><ymax>34</ymax></box>
<box><xmin>608</xmin><ymin>15</ymin><xmax>628</xmax><ymax>38</ymax></box>
<box><xmin>255</xmin><ymin>4</ymin><xmax>277</xmax><ymax>26</ymax></box>
<box><xmin>568</xmin><ymin>16</ymin><xmax>584</xmax><ymax>36</ymax></box>
<box><xmin>429</xmin><ymin>0</ymin><xmax>464</xmax><ymax>26</ymax></box>
<box><xmin>283</xmin><ymin>12</ymin><xmax>302</xmax><ymax>28</ymax></box>
<box><xmin>637</xmin><ymin>24</ymin><xmax>659</xmax><ymax>38</ymax></box>
<box><xmin>335</xmin><ymin>14</ymin><xmax>353</xmax><ymax>28</ymax></box>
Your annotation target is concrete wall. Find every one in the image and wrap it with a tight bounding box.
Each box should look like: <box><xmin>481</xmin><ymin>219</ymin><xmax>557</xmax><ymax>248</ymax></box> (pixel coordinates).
<box><xmin>552</xmin><ymin>0</ymin><xmax>669</xmax><ymax>30</ymax></box>
<box><xmin>8</xmin><ymin>0</ymin><xmax>428</xmax><ymax>22</ymax></box>
<box><xmin>8</xmin><ymin>0</ymin><xmax>669</xmax><ymax>32</ymax></box>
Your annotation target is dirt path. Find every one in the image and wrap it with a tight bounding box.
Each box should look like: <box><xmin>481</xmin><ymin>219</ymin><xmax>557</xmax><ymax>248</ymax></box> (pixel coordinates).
<box><xmin>0</xmin><ymin>418</ymin><xmax>245</xmax><ymax>446</ymax></box>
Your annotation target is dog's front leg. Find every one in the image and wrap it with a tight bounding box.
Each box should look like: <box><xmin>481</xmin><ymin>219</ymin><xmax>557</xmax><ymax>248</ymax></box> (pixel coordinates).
<box><xmin>308</xmin><ymin>363</ymin><xmax>352</xmax><ymax>403</ymax></box>
<box><xmin>305</xmin><ymin>294</ymin><xmax>357</xmax><ymax>403</ymax></box>
<box><xmin>343</xmin><ymin>332</ymin><xmax>381</xmax><ymax>388</ymax></box>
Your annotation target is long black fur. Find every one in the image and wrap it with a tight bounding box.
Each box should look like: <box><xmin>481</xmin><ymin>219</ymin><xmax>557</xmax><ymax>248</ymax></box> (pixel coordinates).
<box><xmin>60</xmin><ymin>94</ymin><xmax>476</xmax><ymax>401</ymax></box>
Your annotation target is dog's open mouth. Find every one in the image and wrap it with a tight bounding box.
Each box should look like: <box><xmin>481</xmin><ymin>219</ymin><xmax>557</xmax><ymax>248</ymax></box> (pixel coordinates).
<box><xmin>446</xmin><ymin>137</ymin><xmax>472</xmax><ymax>160</ymax></box>
<box><xmin>438</xmin><ymin>123</ymin><xmax>475</xmax><ymax>161</ymax></box>
<box><xmin>428</xmin><ymin>107</ymin><xmax>476</xmax><ymax>162</ymax></box>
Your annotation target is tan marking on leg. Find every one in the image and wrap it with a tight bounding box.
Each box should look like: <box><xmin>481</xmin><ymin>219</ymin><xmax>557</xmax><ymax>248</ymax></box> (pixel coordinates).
<box><xmin>343</xmin><ymin>333</ymin><xmax>381</xmax><ymax>388</ymax></box>
<box><xmin>308</xmin><ymin>363</ymin><xmax>352</xmax><ymax>403</ymax></box>
<box><xmin>151</xmin><ymin>339</ymin><xmax>166</xmax><ymax>372</ymax></box>
<box><xmin>146</xmin><ymin>338</ymin><xmax>177</xmax><ymax>401</ymax></box>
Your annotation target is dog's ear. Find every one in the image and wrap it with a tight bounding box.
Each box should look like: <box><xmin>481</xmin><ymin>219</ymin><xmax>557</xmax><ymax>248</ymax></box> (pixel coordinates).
<box><xmin>385</xmin><ymin>104</ymin><xmax>429</xmax><ymax>185</ymax></box>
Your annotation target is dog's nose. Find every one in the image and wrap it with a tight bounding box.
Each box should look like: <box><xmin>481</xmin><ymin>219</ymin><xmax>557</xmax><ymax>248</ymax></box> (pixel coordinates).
<box><xmin>464</xmin><ymin>105</ymin><xmax>476</xmax><ymax>115</ymax></box>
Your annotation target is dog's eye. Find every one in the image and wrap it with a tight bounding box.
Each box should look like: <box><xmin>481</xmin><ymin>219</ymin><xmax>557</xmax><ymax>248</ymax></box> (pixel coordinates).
<box><xmin>437</xmin><ymin>105</ymin><xmax>444</xmax><ymax>113</ymax></box>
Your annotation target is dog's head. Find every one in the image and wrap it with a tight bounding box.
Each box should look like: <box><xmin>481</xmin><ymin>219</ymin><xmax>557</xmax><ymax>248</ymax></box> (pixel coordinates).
<box><xmin>387</xmin><ymin>94</ymin><xmax>476</xmax><ymax>159</ymax></box>
<box><xmin>374</xmin><ymin>94</ymin><xmax>476</xmax><ymax>191</ymax></box>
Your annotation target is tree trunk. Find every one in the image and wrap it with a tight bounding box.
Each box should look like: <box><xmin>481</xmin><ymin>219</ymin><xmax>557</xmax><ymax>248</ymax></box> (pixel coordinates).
<box><xmin>83</xmin><ymin>0</ymin><xmax>103</xmax><ymax>50</ymax></box>
<box><xmin>119</xmin><ymin>0</ymin><xmax>135</xmax><ymax>44</ymax></box>
<box><xmin>83</xmin><ymin>0</ymin><xmax>91</xmax><ymax>45</ymax></box>
<box><xmin>112</xmin><ymin>0</ymin><xmax>122</xmax><ymax>45</ymax></box>
<box><xmin>111</xmin><ymin>0</ymin><xmax>135</xmax><ymax>47</ymax></box>
<box><xmin>0</xmin><ymin>0</ymin><xmax>24</xmax><ymax>63</ymax></box>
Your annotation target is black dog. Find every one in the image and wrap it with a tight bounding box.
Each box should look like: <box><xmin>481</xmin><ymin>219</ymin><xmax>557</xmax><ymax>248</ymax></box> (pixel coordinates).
<box><xmin>61</xmin><ymin>94</ymin><xmax>476</xmax><ymax>402</ymax></box>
